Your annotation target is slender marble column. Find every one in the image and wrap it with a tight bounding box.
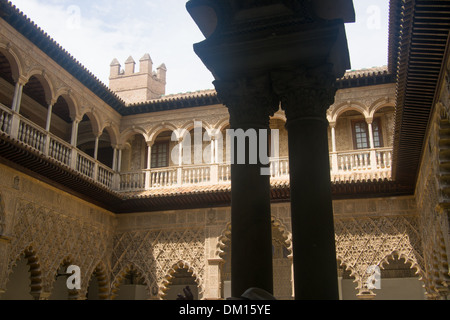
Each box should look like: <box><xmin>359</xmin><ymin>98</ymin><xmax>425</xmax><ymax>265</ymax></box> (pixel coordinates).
<box><xmin>366</xmin><ymin>118</ymin><xmax>377</xmax><ymax>169</ymax></box>
<box><xmin>93</xmin><ymin>135</ymin><xmax>100</xmax><ymax>160</ymax></box>
<box><xmin>214</xmin><ymin>75</ymin><xmax>279</xmax><ymax>297</ymax></box>
<box><xmin>70</xmin><ymin>119</ymin><xmax>80</xmax><ymax>147</ymax></box>
<box><xmin>11</xmin><ymin>82</ymin><xmax>23</xmax><ymax>111</ymax></box>
<box><xmin>273</xmin><ymin>65</ymin><xmax>339</xmax><ymax>300</ymax></box>
<box><xmin>45</xmin><ymin>104</ymin><xmax>53</xmax><ymax>132</ymax></box>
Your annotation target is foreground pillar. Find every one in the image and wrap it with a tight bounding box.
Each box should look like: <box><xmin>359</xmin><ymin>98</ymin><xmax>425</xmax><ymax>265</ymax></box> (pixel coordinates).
<box><xmin>186</xmin><ymin>0</ymin><xmax>354</xmax><ymax>300</ymax></box>
<box><xmin>214</xmin><ymin>76</ymin><xmax>279</xmax><ymax>297</ymax></box>
<box><xmin>273</xmin><ymin>66</ymin><xmax>339</xmax><ymax>300</ymax></box>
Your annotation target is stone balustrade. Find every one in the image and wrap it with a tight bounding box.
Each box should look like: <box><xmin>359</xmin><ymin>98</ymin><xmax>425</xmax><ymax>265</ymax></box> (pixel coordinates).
<box><xmin>0</xmin><ymin>103</ymin><xmax>393</xmax><ymax>193</ymax></box>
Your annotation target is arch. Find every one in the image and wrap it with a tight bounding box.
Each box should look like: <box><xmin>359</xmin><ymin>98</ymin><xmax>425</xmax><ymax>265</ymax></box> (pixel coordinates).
<box><xmin>216</xmin><ymin>222</ymin><xmax>232</xmax><ymax>259</ymax></box>
<box><xmin>96</xmin><ymin>128</ymin><xmax>115</xmax><ymax>168</ymax></box>
<box><xmin>216</xmin><ymin>218</ymin><xmax>294</xmax><ymax>299</ymax></box>
<box><xmin>49</xmin><ymin>256</ymin><xmax>80</xmax><ymax>300</ymax></box>
<box><xmin>49</xmin><ymin>95</ymin><xmax>77</xmax><ymax>143</ymax></box>
<box><xmin>379</xmin><ymin>251</ymin><xmax>424</xmax><ymax>280</ymax></box>
<box><xmin>160</xmin><ymin>260</ymin><xmax>203</xmax><ymax>299</ymax></box>
<box><xmin>120</xmin><ymin>126</ymin><xmax>149</xmax><ymax>146</ymax></box>
<box><xmin>0</xmin><ymin>42</ymin><xmax>23</xmax><ymax>82</ymax></box>
<box><xmin>148</xmin><ymin>122</ymin><xmax>179</xmax><ymax>143</ymax></box>
<box><xmin>179</xmin><ymin>120</ymin><xmax>214</xmax><ymax>138</ymax></box>
<box><xmin>214</xmin><ymin>117</ymin><xmax>230</xmax><ymax>134</ymax></box>
<box><xmin>100</xmin><ymin>123</ymin><xmax>120</xmax><ymax>147</ymax></box>
<box><xmin>271</xmin><ymin>217</ymin><xmax>293</xmax><ymax>256</ymax></box>
<box><xmin>110</xmin><ymin>263</ymin><xmax>153</xmax><ymax>300</ymax></box>
<box><xmin>368</xmin><ymin>98</ymin><xmax>395</xmax><ymax>119</ymax></box>
<box><xmin>330</xmin><ymin>101</ymin><xmax>370</xmax><ymax>123</ymax></box>
<box><xmin>0</xmin><ymin>51</ymin><xmax>17</xmax><ymax>108</ymax></box>
<box><xmin>85</xmin><ymin>262</ymin><xmax>110</xmax><ymax>300</ymax></box>
<box><xmin>79</xmin><ymin>109</ymin><xmax>101</xmax><ymax>136</ymax></box>
<box><xmin>3</xmin><ymin>246</ymin><xmax>42</xmax><ymax>300</ymax></box>
<box><xmin>216</xmin><ymin>217</ymin><xmax>293</xmax><ymax>258</ymax></box>
<box><xmin>336</xmin><ymin>258</ymin><xmax>359</xmax><ymax>299</ymax></box>
<box><xmin>23</xmin><ymin>70</ymin><xmax>54</xmax><ymax>106</ymax></box>
<box><xmin>53</xmin><ymin>90</ymin><xmax>79</xmax><ymax>122</ymax></box>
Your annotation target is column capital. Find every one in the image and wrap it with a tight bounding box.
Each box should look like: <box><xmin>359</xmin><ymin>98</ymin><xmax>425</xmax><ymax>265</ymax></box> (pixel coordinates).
<box><xmin>213</xmin><ymin>75</ymin><xmax>279</xmax><ymax>129</ymax></box>
<box><xmin>271</xmin><ymin>65</ymin><xmax>337</xmax><ymax>122</ymax></box>
<box><xmin>71</xmin><ymin>116</ymin><xmax>83</xmax><ymax>124</ymax></box>
<box><xmin>17</xmin><ymin>76</ymin><xmax>28</xmax><ymax>86</ymax></box>
<box><xmin>365</xmin><ymin>117</ymin><xmax>374</xmax><ymax>125</ymax></box>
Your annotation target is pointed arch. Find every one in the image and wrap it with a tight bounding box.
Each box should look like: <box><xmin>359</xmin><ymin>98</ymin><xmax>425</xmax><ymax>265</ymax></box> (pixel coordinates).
<box><xmin>160</xmin><ymin>260</ymin><xmax>203</xmax><ymax>299</ymax></box>
<box><xmin>271</xmin><ymin>217</ymin><xmax>293</xmax><ymax>256</ymax></box>
<box><xmin>216</xmin><ymin>217</ymin><xmax>293</xmax><ymax>258</ymax></box>
<box><xmin>216</xmin><ymin>218</ymin><xmax>294</xmax><ymax>299</ymax></box>
<box><xmin>379</xmin><ymin>251</ymin><xmax>425</xmax><ymax>280</ymax></box>
<box><xmin>49</xmin><ymin>255</ymin><xmax>80</xmax><ymax>300</ymax></box>
<box><xmin>110</xmin><ymin>262</ymin><xmax>153</xmax><ymax>300</ymax></box>
<box><xmin>4</xmin><ymin>246</ymin><xmax>43</xmax><ymax>300</ymax></box>
<box><xmin>85</xmin><ymin>261</ymin><xmax>110</xmax><ymax>300</ymax></box>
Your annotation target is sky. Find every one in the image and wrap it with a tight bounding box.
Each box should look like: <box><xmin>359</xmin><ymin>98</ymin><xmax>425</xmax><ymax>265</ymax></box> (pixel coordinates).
<box><xmin>8</xmin><ymin>0</ymin><xmax>390</xmax><ymax>95</ymax></box>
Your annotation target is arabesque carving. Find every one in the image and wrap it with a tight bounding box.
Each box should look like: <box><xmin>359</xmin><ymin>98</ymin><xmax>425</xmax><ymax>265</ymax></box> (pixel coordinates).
<box><xmin>334</xmin><ymin>215</ymin><xmax>424</xmax><ymax>296</ymax></box>
<box><xmin>111</xmin><ymin>228</ymin><xmax>205</xmax><ymax>299</ymax></box>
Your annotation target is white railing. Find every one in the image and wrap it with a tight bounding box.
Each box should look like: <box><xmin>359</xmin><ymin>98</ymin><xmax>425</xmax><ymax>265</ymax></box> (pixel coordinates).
<box><xmin>17</xmin><ymin>118</ymin><xmax>47</xmax><ymax>154</ymax></box>
<box><xmin>269</xmin><ymin>157</ymin><xmax>290</xmax><ymax>179</ymax></box>
<box><xmin>376</xmin><ymin>148</ymin><xmax>392</xmax><ymax>169</ymax></box>
<box><xmin>120</xmin><ymin>171</ymin><xmax>145</xmax><ymax>191</ymax></box>
<box><xmin>331</xmin><ymin>148</ymin><xmax>392</xmax><ymax>182</ymax></box>
<box><xmin>0</xmin><ymin>103</ymin><xmax>117</xmax><ymax>190</ymax></box>
<box><xmin>76</xmin><ymin>152</ymin><xmax>95</xmax><ymax>179</ymax></box>
<box><xmin>182</xmin><ymin>165</ymin><xmax>211</xmax><ymax>185</ymax></box>
<box><xmin>219</xmin><ymin>163</ymin><xmax>231</xmax><ymax>183</ymax></box>
<box><xmin>337</xmin><ymin>150</ymin><xmax>371</xmax><ymax>172</ymax></box>
<box><xmin>97</xmin><ymin>165</ymin><xmax>115</xmax><ymax>189</ymax></box>
<box><xmin>0</xmin><ymin>104</ymin><xmax>12</xmax><ymax>134</ymax></box>
<box><xmin>48</xmin><ymin>135</ymin><xmax>72</xmax><ymax>166</ymax></box>
<box><xmin>149</xmin><ymin>167</ymin><xmax>178</xmax><ymax>188</ymax></box>
<box><xmin>0</xmin><ymin>103</ymin><xmax>393</xmax><ymax>193</ymax></box>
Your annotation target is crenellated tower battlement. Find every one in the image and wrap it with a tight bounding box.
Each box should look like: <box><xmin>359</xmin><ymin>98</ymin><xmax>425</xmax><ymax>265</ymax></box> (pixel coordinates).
<box><xmin>109</xmin><ymin>53</ymin><xmax>167</xmax><ymax>104</ymax></box>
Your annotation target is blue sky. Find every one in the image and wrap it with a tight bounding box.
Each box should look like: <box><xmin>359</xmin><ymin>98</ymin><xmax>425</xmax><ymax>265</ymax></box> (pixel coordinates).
<box><xmin>9</xmin><ymin>0</ymin><xmax>390</xmax><ymax>95</ymax></box>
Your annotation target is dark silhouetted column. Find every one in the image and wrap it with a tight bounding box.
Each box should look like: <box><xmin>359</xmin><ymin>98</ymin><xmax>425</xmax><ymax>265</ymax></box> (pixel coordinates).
<box><xmin>273</xmin><ymin>65</ymin><xmax>339</xmax><ymax>300</ymax></box>
<box><xmin>214</xmin><ymin>75</ymin><xmax>279</xmax><ymax>297</ymax></box>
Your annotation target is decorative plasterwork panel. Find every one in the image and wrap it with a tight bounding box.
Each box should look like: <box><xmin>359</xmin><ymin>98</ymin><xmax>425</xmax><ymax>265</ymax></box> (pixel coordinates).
<box><xmin>335</xmin><ymin>215</ymin><xmax>424</xmax><ymax>296</ymax></box>
<box><xmin>111</xmin><ymin>228</ymin><xmax>205</xmax><ymax>299</ymax></box>
<box><xmin>3</xmin><ymin>199</ymin><xmax>113</xmax><ymax>296</ymax></box>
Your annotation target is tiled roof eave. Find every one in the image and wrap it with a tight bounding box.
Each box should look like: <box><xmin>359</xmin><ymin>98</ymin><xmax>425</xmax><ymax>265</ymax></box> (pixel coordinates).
<box><xmin>390</xmin><ymin>0</ymin><xmax>450</xmax><ymax>186</ymax></box>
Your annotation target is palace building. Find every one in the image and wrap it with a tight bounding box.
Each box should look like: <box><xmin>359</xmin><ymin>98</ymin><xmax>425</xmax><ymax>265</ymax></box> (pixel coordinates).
<box><xmin>0</xmin><ymin>0</ymin><xmax>448</xmax><ymax>300</ymax></box>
